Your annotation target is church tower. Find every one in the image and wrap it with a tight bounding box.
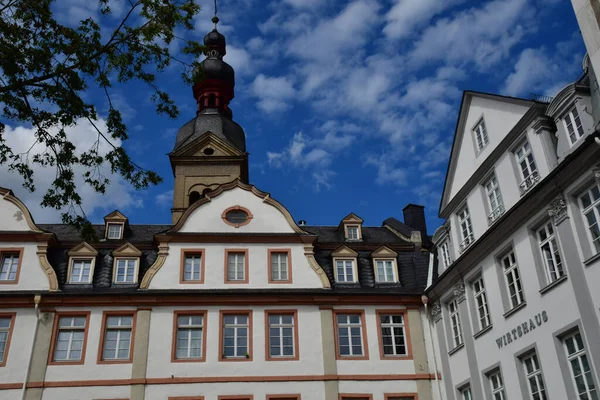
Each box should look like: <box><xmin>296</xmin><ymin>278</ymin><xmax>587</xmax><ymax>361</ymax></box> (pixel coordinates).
<box><xmin>169</xmin><ymin>16</ymin><xmax>249</xmax><ymax>224</ymax></box>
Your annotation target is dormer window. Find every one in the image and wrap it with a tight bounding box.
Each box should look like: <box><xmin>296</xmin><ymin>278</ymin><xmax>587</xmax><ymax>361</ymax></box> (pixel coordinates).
<box><xmin>107</xmin><ymin>224</ymin><xmax>123</xmax><ymax>240</ymax></box>
<box><xmin>346</xmin><ymin>226</ymin><xmax>359</xmax><ymax>240</ymax></box>
<box><xmin>371</xmin><ymin>246</ymin><xmax>399</xmax><ymax>283</ymax></box>
<box><xmin>104</xmin><ymin>210</ymin><xmax>127</xmax><ymax>240</ymax></box>
<box><xmin>340</xmin><ymin>213</ymin><xmax>363</xmax><ymax>241</ymax></box>
<box><xmin>473</xmin><ymin>119</ymin><xmax>489</xmax><ymax>153</ymax></box>
<box><xmin>564</xmin><ymin>107</ymin><xmax>584</xmax><ymax>145</ymax></box>
<box><xmin>331</xmin><ymin>245</ymin><xmax>359</xmax><ymax>284</ymax></box>
<box><xmin>112</xmin><ymin>243</ymin><xmax>142</xmax><ymax>285</ymax></box>
<box><xmin>67</xmin><ymin>242</ymin><xmax>98</xmax><ymax>284</ymax></box>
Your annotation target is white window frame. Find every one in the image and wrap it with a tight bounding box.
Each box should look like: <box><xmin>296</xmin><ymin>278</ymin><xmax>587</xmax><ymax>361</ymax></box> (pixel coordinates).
<box><xmin>335</xmin><ymin>313</ymin><xmax>364</xmax><ymax>357</ymax></box>
<box><xmin>458</xmin><ymin>206</ymin><xmax>474</xmax><ymax>252</ymax></box>
<box><xmin>270</xmin><ymin>252</ymin><xmax>289</xmax><ymax>281</ymax></box>
<box><xmin>440</xmin><ymin>241</ymin><xmax>452</xmax><ymax>269</ymax></box>
<box><xmin>485</xmin><ymin>174</ymin><xmax>504</xmax><ymax>223</ymax></box>
<box><xmin>379</xmin><ymin>313</ymin><xmax>407</xmax><ymax>356</ymax></box>
<box><xmin>374</xmin><ymin>259</ymin><xmax>397</xmax><ymax>283</ymax></box>
<box><xmin>515</xmin><ymin>141</ymin><xmax>539</xmax><ymax>194</ymax></box>
<box><xmin>113</xmin><ymin>258</ymin><xmax>138</xmax><ymax>284</ymax></box>
<box><xmin>53</xmin><ymin>316</ymin><xmax>87</xmax><ymax>362</ymax></box>
<box><xmin>0</xmin><ymin>317</ymin><xmax>12</xmax><ymax>364</ymax></box>
<box><xmin>564</xmin><ymin>107</ymin><xmax>585</xmax><ymax>145</ymax></box>
<box><xmin>222</xmin><ymin>314</ymin><xmax>249</xmax><ymax>358</ymax></box>
<box><xmin>68</xmin><ymin>258</ymin><xmax>94</xmax><ymax>284</ymax></box>
<box><xmin>106</xmin><ymin>223</ymin><xmax>123</xmax><ymax>240</ymax></box>
<box><xmin>460</xmin><ymin>386</ymin><xmax>473</xmax><ymax>400</ymax></box>
<box><xmin>502</xmin><ymin>252</ymin><xmax>524</xmax><ymax>308</ymax></box>
<box><xmin>335</xmin><ymin>259</ymin><xmax>356</xmax><ymax>283</ymax></box>
<box><xmin>346</xmin><ymin>225</ymin><xmax>359</xmax><ymax>240</ymax></box>
<box><xmin>473</xmin><ymin>119</ymin><xmax>489</xmax><ymax>152</ymax></box>
<box><xmin>227</xmin><ymin>252</ymin><xmax>246</xmax><ymax>281</ymax></box>
<box><xmin>101</xmin><ymin>315</ymin><xmax>133</xmax><ymax>361</ymax></box>
<box><xmin>522</xmin><ymin>352</ymin><xmax>547</xmax><ymax>400</ymax></box>
<box><xmin>564</xmin><ymin>331</ymin><xmax>598</xmax><ymax>400</ymax></box>
<box><xmin>267</xmin><ymin>314</ymin><xmax>295</xmax><ymax>358</ymax></box>
<box><xmin>537</xmin><ymin>221</ymin><xmax>564</xmax><ymax>284</ymax></box>
<box><xmin>448</xmin><ymin>299</ymin><xmax>463</xmax><ymax>348</ymax></box>
<box><xmin>176</xmin><ymin>314</ymin><xmax>204</xmax><ymax>360</ymax></box>
<box><xmin>489</xmin><ymin>371</ymin><xmax>506</xmax><ymax>400</ymax></box>
<box><xmin>473</xmin><ymin>277</ymin><xmax>491</xmax><ymax>330</ymax></box>
<box><xmin>0</xmin><ymin>252</ymin><xmax>20</xmax><ymax>282</ymax></box>
<box><xmin>580</xmin><ymin>183</ymin><xmax>600</xmax><ymax>255</ymax></box>
<box><xmin>183</xmin><ymin>253</ymin><xmax>202</xmax><ymax>281</ymax></box>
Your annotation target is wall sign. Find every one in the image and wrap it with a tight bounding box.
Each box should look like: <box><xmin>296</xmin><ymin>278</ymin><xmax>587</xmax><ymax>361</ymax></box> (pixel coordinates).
<box><xmin>495</xmin><ymin>310</ymin><xmax>548</xmax><ymax>349</ymax></box>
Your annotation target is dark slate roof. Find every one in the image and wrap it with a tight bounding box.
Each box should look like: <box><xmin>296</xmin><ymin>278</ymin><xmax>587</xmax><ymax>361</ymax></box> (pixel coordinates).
<box><xmin>38</xmin><ymin>224</ymin><xmax>172</xmax><ymax>243</ymax></box>
<box><xmin>303</xmin><ymin>226</ymin><xmax>408</xmax><ymax>244</ymax></box>
<box><xmin>383</xmin><ymin>218</ymin><xmax>432</xmax><ymax>247</ymax></box>
<box><xmin>173</xmin><ymin>109</ymin><xmax>246</xmax><ymax>153</ymax></box>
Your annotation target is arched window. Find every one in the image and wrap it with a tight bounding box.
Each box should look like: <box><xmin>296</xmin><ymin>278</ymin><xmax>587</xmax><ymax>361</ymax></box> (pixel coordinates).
<box><xmin>202</xmin><ymin>188</ymin><xmax>212</xmax><ymax>197</ymax></box>
<box><xmin>189</xmin><ymin>191</ymin><xmax>201</xmax><ymax>205</ymax></box>
<box><xmin>208</xmin><ymin>93</ymin><xmax>216</xmax><ymax>107</ymax></box>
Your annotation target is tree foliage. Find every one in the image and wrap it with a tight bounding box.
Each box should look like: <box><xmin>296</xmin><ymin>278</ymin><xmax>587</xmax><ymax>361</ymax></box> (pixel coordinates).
<box><xmin>0</xmin><ymin>0</ymin><xmax>204</xmax><ymax>230</ymax></box>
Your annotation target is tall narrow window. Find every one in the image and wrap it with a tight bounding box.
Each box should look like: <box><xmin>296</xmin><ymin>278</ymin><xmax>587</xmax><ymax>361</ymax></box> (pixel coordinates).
<box><xmin>266</xmin><ymin>312</ymin><xmax>297</xmax><ymax>359</ymax></box>
<box><xmin>51</xmin><ymin>314</ymin><xmax>89</xmax><ymax>364</ymax></box>
<box><xmin>522</xmin><ymin>353</ymin><xmax>547</xmax><ymax>400</ymax></box>
<box><xmin>335</xmin><ymin>259</ymin><xmax>355</xmax><ymax>283</ymax></box>
<box><xmin>472</xmin><ymin>278</ymin><xmax>491</xmax><ymax>330</ymax></box>
<box><xmin>474</xmin><ymin>119</ymin><xmax>489</xmax><ymax>152</ymax></box>
<box><xmin>485</xmin><ymin>175</ymin><xmax>504</xmax><ymax>223</ymax></box>
<box><xmin>440</xmin><ymin>241</ymin><xmax>452</xmax><ymax>269</ymax></box>
<box><xmin>269</xmin><ymin>250</ymin><xmax>290</xmax><ymax>283</ymax></box>
<box><xmin>114</xmin><ymin>258</ymin><xmax>137</xmax><ymax>283</ymax></box>
<box><xmin>0</xmin><ymin>251</ymin><xmax>20</xmax><ymax>282</ymax></box>
<box><xmin>226</xmin><ymin>251</ymin><xmax>247</xmax><ymax>282</ymax></box>
<box><xmin>0</xmin><ymin>315</ymin><xmax>15</xmax><ymax>366</ymax></box>
<box><xmin>502</xmin><ymin>252</ymin><xmax>524</xmax><ymax>308</ymax></box>
<box><xmin>460</xmin><ymin>387</ymin><xmax>473</xmax><ymax>400</ymax></box>
<box><xmin>537</xmin><ymin>222</ymin><xmax>564</xmax><ymax>284</ymax></box>
<box><xmin>580</xmin><ymin>184</ymin><xmax>600</xmax><ymax>254</ymax></box>
<box><xmin>458</xmin><ymin>206</ymin><xmax>474</xmax><ymax>252</ymax></box>
<box><xmin>182</xmin><ymin>252</ymin><xmax>203</xmax><ymax>282</ymax></box>
<box><xmin>378</xmin><ymin>313</ymin><xmax>407</xmax><ymax>357</ymax></box>
<box><xmin>100</xmin><ymin>314</ymin><xmax>134</xmax><ymax>362</ymax></box>
<box><xmin>375</xmin><ymin>260</ymin><xmax>396</xmax><ymax>282</ymax></box>
<box><xmin>564</xmin><ymin>331</ymin><xmax>598</xmax><ymax>399</ymax></box>
<box><xmin>335</xmin><ymin>313</ymin><xmax>366</xmax><ymax>358</ymax></box>
<box><xmin>565</xmin><ymin>107</ymin><xmax>585</xmax><ymax>145</ymax></box>
<box><xmin>516</xmin><ymin>141</ymin><xmax>539</xmax><ymax>194</ymax></box>
<box><xmin>448</xmin><ymin>299</ymin><xmax>463</xmax><ymax>348</ymax></box>
<box><xmin>221</xmin><ymin>313</ymin><xmax>251</xmax><ymax>360</ymax></box>
<box><xmin>489</xmin><ymin>371</ymin><xmax>506</xmax><ymax>400</ymax></box>
<box><xmin>69</xmin><ymin>259</ymin><xmax>93</xmax><ymax>283</ymax></box>
<box><xmin>174</xmin><ymin>313</ymin><xmax>205</xmax><ymax>361</ymax></box>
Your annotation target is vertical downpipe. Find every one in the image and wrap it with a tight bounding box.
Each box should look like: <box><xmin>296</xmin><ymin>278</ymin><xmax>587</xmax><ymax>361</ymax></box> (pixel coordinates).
<box><xmin>423</xmin><ymin>299</ymin><xmax>444</xmax><ymax>400</ymax></box>
<box><xmin>21</xmin><ymin>294</ymin><xmax>41</xmax><ymax>400</ymax></box>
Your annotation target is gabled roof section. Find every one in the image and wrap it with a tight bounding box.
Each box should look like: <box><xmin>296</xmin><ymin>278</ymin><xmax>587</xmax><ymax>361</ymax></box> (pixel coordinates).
<box><xmin>170</xmin><ymin>130</ymin><xmax>245</xmax><ymax>158</ymax></box>
<box><xmin>331</xmin><ymin>245</ymin><xmax>359</xmax><ymax>257</ymax></box>
<box><xmin>67</xmin><ymin>241</ymin><xmax>98</xmax><ymax>256</ymax></box>
<box><xmin>113</xmin><ymin>242</ymin><xmax>142</xmax><ymax>257</ymax></box>
<box><xmin>104</xmin><ymin>210</ymin><xmax>128</xmax><ymax>222</ymax></box>
<box><xmin>371</xmin><ymin>245</ymin><xmax>398</xmax><ymax>258</ymax></box>
<box><xmin>438</xmin><ymin>91</ymin><xmax>534</xmax><ymax>216</ymax></box>
<box><xmin>338</xmin><ymin>213</ymin><xmax>363</xmax><ymax>229</ymax></box>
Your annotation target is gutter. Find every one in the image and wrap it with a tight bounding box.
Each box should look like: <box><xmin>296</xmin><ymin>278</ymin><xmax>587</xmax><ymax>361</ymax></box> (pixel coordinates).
<box><xmin>21</xmin><ymin>294</ymin><xmax>41</xmax><ymax>400</ymax></box>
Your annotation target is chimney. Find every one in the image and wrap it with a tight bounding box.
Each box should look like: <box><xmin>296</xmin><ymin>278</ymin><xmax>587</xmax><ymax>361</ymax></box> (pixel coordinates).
<box><xmin>403</xmin><ymin>204</ymin><xmax>427</xmax><ymax>236</ymax></box>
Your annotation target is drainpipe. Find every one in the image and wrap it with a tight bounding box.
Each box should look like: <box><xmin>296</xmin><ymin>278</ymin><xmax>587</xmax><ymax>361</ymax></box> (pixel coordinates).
<box><xmin>422</xmin><ymin>295</ymin><xmax>444</xmax><ymax>400</ymax></box>
<box><xmin>21</xmin><ymin>294</ymin><xmax>42</xmax><ymax>400</ymax></box>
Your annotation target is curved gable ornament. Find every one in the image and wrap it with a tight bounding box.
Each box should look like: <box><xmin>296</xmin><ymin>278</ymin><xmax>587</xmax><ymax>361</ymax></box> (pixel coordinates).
<box><xmin>0</xmin><ymin>187</ymin><xmax>43</xmax><ymax>233</ymax></box>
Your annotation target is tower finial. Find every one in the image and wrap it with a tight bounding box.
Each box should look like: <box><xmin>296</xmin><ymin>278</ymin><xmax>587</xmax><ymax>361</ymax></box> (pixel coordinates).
<box><xmin>212</xmin><ymin>0</ymin><xmax>219</xmax><ymax>29</ymax></box>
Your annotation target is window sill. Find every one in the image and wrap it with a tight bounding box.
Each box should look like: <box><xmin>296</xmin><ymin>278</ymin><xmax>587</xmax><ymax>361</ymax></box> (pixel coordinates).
<box><xmin>448</xmin><ymin>343</ymin><xmax>464</xmax><ymax>356</ymax></box>
<box><xmin>539</xmin><ymin>275</ymin><xmax>568</xmax><ymax>295</ymax></box>
<box><xmin>503</xmin><ymin>301</ymin><xmax>526</xmax><ymax>319</ymax></box>
<box><xmin>473</xmin><ymin>324</ymin><xmax>493</xmax><ymax>339</ymax></box>
<box><xmin>583</xmin><ymin>252</ymin><xmax>600</xmax><ymax>266</ymax></box>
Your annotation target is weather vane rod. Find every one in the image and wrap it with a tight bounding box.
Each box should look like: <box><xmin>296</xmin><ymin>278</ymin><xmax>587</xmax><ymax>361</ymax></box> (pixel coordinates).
<box><xmin>212</xmin><ymin>0</ymin><xmax>219</xmax><ymax>29</ymax></box>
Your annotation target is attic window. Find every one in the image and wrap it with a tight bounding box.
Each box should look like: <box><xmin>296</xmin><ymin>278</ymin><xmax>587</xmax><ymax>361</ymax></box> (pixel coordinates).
<box><xmin>473</xmin><ymin>119</ymin><xmax>489</xmax><ymax>152</ymax></box>
<box><xmin>222</xmin><ymin>206</ymin><xmax>253</xmax><ymax>228</ymax></box>
<box><xmin>346</xmin><ymin>226</ymin><xmax>359</xmax><ymax>240</ymax></box>
<box><xmin>203</xmin><ymin>148</ymin><xmax>215</xmax><ymax>155</ymax></box>
<box><xmin>107</xmin><ymin>224</ymin><xmax>123</xmax><ymax>240</ymax></box>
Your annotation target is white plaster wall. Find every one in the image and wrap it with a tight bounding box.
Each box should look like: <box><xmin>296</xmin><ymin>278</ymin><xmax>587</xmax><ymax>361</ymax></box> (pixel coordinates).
<box><xmin>146</xmin><ymin>305</ymin><xmax>325</xmax><ymax>379</ymax></box>
<box><xmin>0</xmin><ymin>196</ymin><xmax>32</xmax><ymax>231</ymax></box>
<box><xmin>0</xmin><ymin>390</ymin><xmax>20</xmax><ymax>400</ymax></box>
<box><xmin>40</xmin><ymin>385</ymin><xmax>130</xmax><ymax>400</ymax></box>
<box><xmin>445</xmin><ymin>345</ymin><xmax>469</xmax><ymax>387</ymax></box>
<box><xmin>338</xmin><ymin>380</ymin><xmax>420</xmax><ymax>399</ymax></box>
<box><xmin>421</xmin><ymin>310</ymin><xmax>444</xmax><ymax>400</ymax></box>
<box><xmin>150</xmin><ymin>242</ymin><xmax>323</xmax><ymax>289</ymax></box>
<box><xmin>44</xmin><ymin>307</ymin><xmax>135</xmax><ymax>382</ymax></box>
<box><xmin>448</xmin><ymin>96</ymin><xmax>530</xmax><ymax>202</ymax></box>
<box><xmin>0</xmin><ymin>243</ymin><xmax>50</xmax><ymax>291</ymax></box>
<box><xmin>572</xmin><ymin>0</ymin><xmax>600</xmax><ymax>77</ymax></box>
<box><xmin>180</xmin><ymin>188</ymin><xmax>296</xmax><ymax>233</ymax></box>
<box><xmin>0</xmin><ymin>308</ymin><xmax>36</xmax><ymax>383</ymax></box>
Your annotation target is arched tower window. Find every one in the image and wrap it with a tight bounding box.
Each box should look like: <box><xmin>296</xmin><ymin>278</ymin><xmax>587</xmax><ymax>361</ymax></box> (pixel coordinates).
<box><xmin>208</xmin><ymin>93</ymin><xmax>216</xmax><ymax>107</ymax></box>
<box><xmin>189</xmin><ymin>191</ymin><xmax>201</xmax><ymax>205</ymax></box>
<box><xmin>202</xmin><ymin>188</ymin><xmax>212</xmax><ymax>197</ymax></box>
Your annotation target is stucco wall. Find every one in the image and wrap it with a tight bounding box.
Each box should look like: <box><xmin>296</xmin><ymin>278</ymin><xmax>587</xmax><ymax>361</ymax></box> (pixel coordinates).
<box><xmin>0</xmin><ymin>243</ymin><xmax>51</xmax><ymax>291</ymax></box>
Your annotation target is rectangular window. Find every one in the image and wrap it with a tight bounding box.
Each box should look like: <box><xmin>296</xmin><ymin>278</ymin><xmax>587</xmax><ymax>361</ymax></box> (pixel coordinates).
<box><xmin>266</xmin><ymin>311</ymin><xmax>297</xmax><ymax>360</ymax></box>
<box><xmin>485</xmin><ymin>175</ymin><xmax>504</xmax><ymax>223</ymax></box>
<box><xmin>502</xmin><ymin>252</ymin><xmax>524</xmax><ymax>308</ymax></box>
<box><xmin>182</xmin><ymin>251</ymin><xmax>204</xmax><ymax>283</ymax></box>
<box><xmin>378</xmin><ymin>312</ymin><xmax>407</xmax><ymax>357</ymax></box>
<box><xmin>174</xmin><ymin>312</ymin><xmax>205</xmax><ymax>361</ymax></box>
<box><xmin>0</xmin><ymin>250</ymin><xmax>21</xmax><ymax>283</ymax></box>
<box><xmin>336</xmin><ymin>259</ymin><xmax>355</xmax><ymax>283</ymax></box>
<box><xmin>106</xmin><ymin>224</ymin><xmax>123</xmax><ymax>239</ymax></box>
<box><xmin>347</xmin><ymin>226</ymin><xmax>359</xmax><ymax>240</ymax></box>
<box><xmin>474</xmin><ymin>119</ymin><xmax>489</xmax><ymax>152</ymax></box>
<box><xmin>335</xmin><ymin>312</ymin><xmax>366</xmax><ymax>359</ymax></box>
<box><xmin>580</xmin><ymin>184</ymin><xmax>600</xmax><ymax>254</ymax></box>
<box><xmin>220</xmin><ymin>312</ymin><xmax>252</xmax><ymax>360</ymax></box>
<box><xmin>537</xmin><ymin>222</ymin><xmax>564</xmax><ymax>284</ymax></box>
<box><xmin>51</xmin><ymin>313</ymin><xmax>90</xmax><ymax>364</ymax></box>
<box><xmin>226</xmin><ymin>251</ymin><xmax>247</xmax><ymax>283</ymax></box>
<box><xmin>375</xmin><ymin>260</ymin><xmax>396</xmax><ymax>282</ymax></box>
<box><xmin>472</xmin><ymin>278</ymin><xmax>491</xmax><ymax>330</ymax></box>
<box><xmin>516</xmin><ymin>141</ymin><xmax>539</xmax><ymax>194</ymax></box>
<box><xmin>564</xmin><ymin>331</ymin><xmax>598</xmax><ymax>399</ymax></box>
<box><xmin>269</xmin><ymin>250</ymin><xmax>291</xmax><ymax>283</ymax></box>
<box><xmin>0</xmin><ymin>314</ymin><xmax>15</xmax><ymax>366</ymax></box>
<box><xmin>489</xmin><ymin>371</ymin><xmax>506</xmax><ymax>400</ymax></box>
<box><xmin>458</xmin><ymin>206</ymin><xmax>474</xmax><ymax>252</ymax></box>
<box><xmin>100</xmin><ymin>313</ymin><xmax>134</xmax><ymax>362</ymax></box>
<box><xmin>460</xmin><ymin>387</ymin><xmax>472</xmax><ymax>400</ymax></box>
<box><xmin>522</xmin><ymin>353</ymin><xmax>547</xmax><ymax>400</ymax></box>
<box><xmin>565</xmin><ymin>107</ymin><xmax>585</xmax><ymax>145</ymax></box>
<box><xmin>114</xmin><ymin>258</ymin><xmax>137</xmax><ymax>283</ymax></box>
<box><xmin>69</xmin><ymin>259</ymin><xmax>93</xmax><ymax>283</ymax></box>
<box><xmin>440</xmin><ymin>241</ymin><xmax>452</xmax><ymax>269</ymax></box>
<box><xmin>448</xmin><ymin>299</ymin><xmax>463</xmax><ymax>348</ymax></box>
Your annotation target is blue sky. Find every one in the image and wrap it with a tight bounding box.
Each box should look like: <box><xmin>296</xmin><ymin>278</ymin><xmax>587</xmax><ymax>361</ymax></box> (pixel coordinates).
<box><xmin>1</xmin><ymin>0</ymin><xmax>586</xmax><ymax>233</ymax></box>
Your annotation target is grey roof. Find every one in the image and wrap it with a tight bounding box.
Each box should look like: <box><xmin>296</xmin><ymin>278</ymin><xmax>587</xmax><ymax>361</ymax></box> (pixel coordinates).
<box><xmin>38</xmin><ymin>224</ymin><xmax>172</xmax><ymax>243</ymax></box>
<box><xmin>383</xmin><ymin>218</ymin><xmax>432</xmax><ymax>247</ymax></box>
<box><xmin>173</xmin><ymin>109</ymin><xmax>246</xmax><ymax>153</ymax></box>
<box><xmin>303</xmin><ymin>226</ymin><xmax>408</xmax><ymax>244</ymax></box>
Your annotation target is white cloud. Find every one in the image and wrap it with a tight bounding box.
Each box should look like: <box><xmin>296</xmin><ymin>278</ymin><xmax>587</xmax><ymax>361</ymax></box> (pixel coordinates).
<box><xmin>283</xmin><ymin>0</ymin><xmax>326</xmax><ymax>9</ymax></box>
<box><xmin>155</xmin><ymin>190</ymin><xmax>174</xmax><ymax>208</ymax></box>
<box><xmin>384</xmin><ymin>0</ymin><xmax>465</xmax><ymax>40</ymax></box>
<box><xmin>224</xmin><ymin>45</ymin><xmax>252</xmax><ymax>76</ymax></box>
<box><xmin>312</xmin><ymin>170</ymin><xmax>336</xmax><ymax>191</ymax></box>
<box><xmin>250</xmin><ymin>74</ymin><xmax>296</xmax><ymax>113</ymax></box>
<box><xmin>364</xmin><ymin>153</ymin><xmax>408</xmax><ymax>186</ymax></box>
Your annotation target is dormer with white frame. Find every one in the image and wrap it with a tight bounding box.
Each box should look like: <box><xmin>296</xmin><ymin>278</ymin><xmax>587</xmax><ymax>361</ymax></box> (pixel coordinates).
<box><xmin>112</xmin><ymin>243</ymin><xmax>142</xmax><ymax>284</ymax></box>
<box><xmin>67</xmin><ymin>242</ymin><xmax>98</xmax><ymax>284</ymax></box>
<box><xmin>370</xmin><ymin>245</ymin><xmax>399</xmax><ymax>283</ymax></box>
<box><xmin>331</xmin><ymin>245</ymin><xmax>359</xmax><ymax>284</ymax></box>
<box><xmin>340</xmin><ymin>213</ymin><xmax>363</xmax><ymax>241</ymax></box>
<box><xmin>104</xmin><ymin>210</ymin><xmax>128</xmax><ymax>240</ymax></box>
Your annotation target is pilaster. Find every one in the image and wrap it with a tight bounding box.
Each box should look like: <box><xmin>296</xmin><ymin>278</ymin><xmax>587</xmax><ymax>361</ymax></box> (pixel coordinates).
<box><xmin>407</xmin><ymin>308</ymin><xmax>433</xmax><ymax>400</ymax></box>
<box><xmin>24</xmin><ymin>310</ymin><xmax>55</xmax><ymax>400</ymax></box>
<box><xmin>130</xmin><ymin>309</ymin><xmax>152</xmax><ymax>400</ymax></box>
<box><xmin>319</xmin><ymin>307</ymin><xmax>339</xmax><ymax>400</ymax></box>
